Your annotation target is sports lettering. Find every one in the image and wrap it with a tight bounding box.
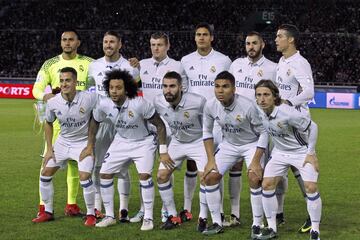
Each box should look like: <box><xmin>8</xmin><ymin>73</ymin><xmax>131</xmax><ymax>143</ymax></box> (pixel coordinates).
<box><xmin>116</xmin><ymin>120</ymin><xmax>139</xmax><ymax>129</ymax></box>
<box><xmin>142</xmin><ymin>82</ymin><xmax>162</xmax><ymax>89</ymax></box>
<box><xmin>0</xmin><ymin>86</ymin><xmax>30</xmax><ymax>95</ymax></box>
<box><xmin>190</xmin><ymin>80</ymin><xmax>214</xmax><ymax>87</ymax></box>
<box><xmin>169</xmin><ymin>121</ymin><xmax>194</xmax><ymax>130</ymax></box>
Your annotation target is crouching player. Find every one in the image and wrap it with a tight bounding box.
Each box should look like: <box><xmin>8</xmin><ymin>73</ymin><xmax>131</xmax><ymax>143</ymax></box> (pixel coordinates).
<box><xmin>153</xmin><ymin>71</ymin><xmax>208</xmax><ymax>231</ymax></box>
<box><xmin>254</xmin><ymin>80</ymin><xmax>321</xmax><ymax>240</ymax></box>
<box><xmin>32</xmin><ymin>67</ymin><xmax>97</xmax><ymax>226</ymax></box>
<box><xmin>80</xmin><ymin>69</ymin><xmax>170</xmax><ymax>231</ymax></box>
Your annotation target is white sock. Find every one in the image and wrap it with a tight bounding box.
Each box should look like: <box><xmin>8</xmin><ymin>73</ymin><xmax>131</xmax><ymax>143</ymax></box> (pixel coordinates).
<box><xmin>140</xmin><ymin>178</ymin><xmax>154</xmax><ymax>220</ymax></box>
<box><xmin>205</xmin><ymin>183</ymin><xmax>222</xmax><ymax>226</ymax></box>
<box><xmin>80</xmin><ymin>178</ymin><xmax>96</xmax><ymax>215</ymax></box>
<box><xmin>138</xmin><ymin>184</ymin><xmax>145</xmax><ymax>212</ymax></box>
<box><xmin>158</xmin><ymin>180</ymin><xmax>177</xmax><ymax>216</ymax></box>
<box><xmin>275</xmin><ymin>175</ymin><xmax>287</xmax><ymax>214</ymax></box>
<box><xmin>161</xmin><ymin>174</ymin><xmax>174</xmax><ymax>213</ymax></box>
<box><xmin>92</xmin><ymin>166</ymin><xmax>102</xmax><ymax>211</ymax></box>
<box><xmin>229</xmin><ymin>171</ymin><xmax>242</xmax><ymax>218</ymax></box>
<box><xmin>219</xmin><ymin>178</ymin><xmax>224</xmax><ymax>214</ymax></box>
<box><xmin>40</xmin><ymin>175</ymin><xmax>54</xmax><ymax>213</ymax></box>
<box><xmin>307</xmin><ymin>192</ymin><xmax>322</xmax><ymax>233</ymax></box>
<box><xmin>199</xmin><ymin>184</ymin><xmax>208</xmax><ymax>219</ymax></box>
<box><xmin>118</xmin><ymin>173</ymin><xmax>130</xmax><ymax>211</ymax></box>
<box><xmin>250</xmin><ymin>187</ymin><xmax>263</xmax><ymax>226</ymax></box>
<box><xmin>262</xmin><ymin>189</ymin><xmax>277</xmax><ymax>232</ymax></box>
<box><xmin>100</xmin><ymin>178</ymin><xmax>115</xmax><ymax>218</ymax></box>
<box><xmin>184</xmin><ymin>170</ymin><xmax>197</xmax><ymax>211</ymax></box>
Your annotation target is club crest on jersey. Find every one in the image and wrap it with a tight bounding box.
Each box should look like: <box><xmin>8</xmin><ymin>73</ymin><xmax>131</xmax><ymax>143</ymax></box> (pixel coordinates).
<box><xmin>184</xmin><ymin>111</ymin><xmax>190</xmax><ymax>119</ymax></box>
<box><xmin>210</xmin><ymin>66</ymin><xmax>216</xmax><ymax>73</ymax></box>
<box><xmin>286</xmin><ymin>69</ymin><xmax>291</xmax><ymax>76</ymax></box>
<box><xmin>128</xmin><ymin>110</ymin><xmax>134</xmax><ymax>118</ymax></box>
<box><xmin>236</xmin><ymin>115</ymin><xmax>242</xmax><ymax>122</ymax></box>
<box><xmin>79</xmin><ymin>65</ymin><xmax>84</xmax><ymax>72</ymax></box>
<box><xmin>257</xmin><ymin>69</ymin><xmax>263</xmax><ymax>77</ymax></box>
<box><xmin>79</xmin><ymin>107</ymin><xmax>85</xmax><ymax>114</ymax></box>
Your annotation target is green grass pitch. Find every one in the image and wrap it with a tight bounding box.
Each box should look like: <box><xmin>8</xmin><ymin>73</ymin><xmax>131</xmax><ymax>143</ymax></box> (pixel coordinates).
<box><xmin>0</xmin><ymin>98</ymin><xmax>359</xmax><ymax>239</ymax></box>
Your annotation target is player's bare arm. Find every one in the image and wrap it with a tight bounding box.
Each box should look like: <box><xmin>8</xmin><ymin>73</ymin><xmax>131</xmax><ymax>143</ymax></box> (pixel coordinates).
<box><xmin>248</xmin><ymin>147</ymin><xmax>265</xmax><ymax>180</ymax></box>
<box><xmin>202</xmin><ymin>138</ymin><xmax>218</xmax><ymax>179</ymax></box>
<box><xmin>148</xmin><ymin>111</ymin><xmax>174</xmax><ymax>170</ymax></box>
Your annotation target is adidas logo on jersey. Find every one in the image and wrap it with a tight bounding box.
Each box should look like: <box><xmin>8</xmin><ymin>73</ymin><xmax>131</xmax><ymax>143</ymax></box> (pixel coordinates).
<box><xmin>143</xmin><ymin>71</ymin><xmax>149</xmax><ymax>75</ymax></box>
<box><xmin>97</xmin><ymin>72</ymin><xmax>103</xmax><ymax>76</ymax></box>
<box><xmin>164</xmin><ymin>113</ymin><xmax>169</xmax><ymax>117</ymax></box>
<box><xmin>189</xmin><ymin>66</ymin><xmax>194</xmax><ymax>70</ymax></box>
<box><xmin>215</xmin><ymin>116</ymin><xmax>220</xmax><ymax>121</ymax></box>
<box><xmin>108</xmin><ymin>113</ymin><xmax>113</xmax><ymax>117</ymax></box>
<box><xmin>237</xmin><ymin>69</ymin><xmax>242</xmax><ymax>73</ymax></box>
<box><xmin>57</xmin><ymin>111</ymin><xmax>62</xmax><ymax>116</ymax></box>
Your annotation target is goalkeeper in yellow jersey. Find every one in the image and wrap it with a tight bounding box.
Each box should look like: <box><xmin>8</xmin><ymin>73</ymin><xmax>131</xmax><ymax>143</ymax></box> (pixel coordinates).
<box><xmin>32</xmin><ymin>29</ymin><xmax>93</xmax><ymax>217</ymax></box>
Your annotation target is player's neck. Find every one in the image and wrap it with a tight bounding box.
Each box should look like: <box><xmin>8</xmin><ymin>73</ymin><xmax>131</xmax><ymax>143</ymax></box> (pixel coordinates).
<box><xmin>221</xmin><ymin>96</ymin><xmax>234</xmax><ymax>107</ymax></box>
<box><xmin>115</xmin><ymin>96</ymin><xmax>127</xmax><ymax>107</ymax></box>
<box><xmin>249</xmin><ymin>54</ymin><xmax>262</xmax><ymax>63</ymax></box>
<box><xmin>171</xmin><ymin>93</ymin><xmax>182</xmax><ymax>109</ymax></box>
<box><xmin>105</xmin><ymin>53</ymin><xmax>121</xmax><ymax>62</ymax></box>
<box><xmin>62</xmin><ymin>91</ymin><xmax>76</xmax><ymax>102</ymax></box>
<box><xmin>153</xmin><ymin>55</ymin><xmax>167</xmax><ymax>63</ymax></box>
<box><xmin>265</xmin><ymin>105</ymin><xmax>275</xmax><ymax>116</ymax></box>
<box><xmin>62</xmin><ymin>52</ymin><xmax>77</xmax><ymax>60</ymax></box>
<box><xmin>282</xmin><ymin>48</ymin><xmax>297</xmax><ymax>59</ymax></box>
<box><xmin>197</xmin><ymin>47</ymin><xmax>212</xmax><ymax>56</ymax></box>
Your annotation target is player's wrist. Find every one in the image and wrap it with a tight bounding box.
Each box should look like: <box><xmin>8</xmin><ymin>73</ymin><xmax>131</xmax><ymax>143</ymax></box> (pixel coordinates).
<box><xmin>159</xmin><ymin>144</ymin><xmax>167</xmax><ymax>154</ymax></box>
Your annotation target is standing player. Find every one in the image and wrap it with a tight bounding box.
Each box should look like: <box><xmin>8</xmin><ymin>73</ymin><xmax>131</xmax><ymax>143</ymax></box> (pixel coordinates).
<box><xmin>32</xmin><ymin>67</ymin><xmax>97</xmax><ymax>226</ymax></box>
<box><xmin>130</xmin><ymin>32</ymin><xmax>193</xmax><ymax>223</ymax></box>
<box><xmin>153</xmin><ymin>71</ymin><xmax>209</xmax><ymax>231</ymax></box>
<box><xmin>88</xmin><ymin>30</ymin><xmax>139</xmax><ymax>221</ymax></box>
<box><xmin>228</xmin><ymin>31</ymin><xmax>278</xmax><ymax>226</ymax></box>
<box><xmin>255</xmin><ymin>80</ymin><xmax>321</xmax><ymax>240</ymax></box>
<box><xmin>81</xmin><ymin>69</ymin><xmax>170</xmax><ymax>231</ymax></box>
<box><xmin>32</xmin><ymin>30</ymin><xmax>93</xmax><ymax>217</ymax></box>
<box><xmin>181</xmin><ymin>22</ymin><xmax>232</xmax><ymax>224</ymax></box>
<box><xmin>275</xmin><ymin>24</ymin><xmax>315</xmax><ymax>232</ymax></box>
<box><xmin>201</xmin><ymin>71</ymin><xmax>268</xmax><ymax>236</ymax></box>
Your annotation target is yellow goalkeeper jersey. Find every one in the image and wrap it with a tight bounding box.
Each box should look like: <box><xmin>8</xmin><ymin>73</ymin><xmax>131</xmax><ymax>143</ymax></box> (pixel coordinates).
<box><xmin>32</xmin><ymin>54</ymin><xmax>93</xmax><ymax>100</ymax></box>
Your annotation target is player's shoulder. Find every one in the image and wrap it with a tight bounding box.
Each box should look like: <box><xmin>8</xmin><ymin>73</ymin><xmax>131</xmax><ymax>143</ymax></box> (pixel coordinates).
<box><xmin>47</xmin><ymin>93</ymin><xmax>62</xmax><ymax>106</ymax></box>
<box><xmin>185</xmin><ymin>92</ymin><xmax>206</xmax><ymax>102</ymax></box>
<box><xmin>263</xmin><ymin>57</ymin><xmax>277</xmax><ymax>67</ymax></box>
<box><xmin>181</xmin><ymin>51</ymin><xmax>197</xmax><ymax>62</ymax></box>
<box><xmin>140</xmin><ymin>58</ymin><xmax>153</xmax><ymax>65</ymax></box>
<box><xmin>212</xmin><ymin>50</ymin><xmax>231</xmax><ymax>61</ymax></box>
<box><xmin>41</xmin><ymin>55</ymin><xmax>61</xmax><ymax>71</ymax></box>
<box><xmin>77</xmin><ymin>54</ymin><xmax>94</xmax><ymax>63</ymax></box>
<box><xmin>231</xmin><ymin>57</ymin><xmax>247</xmax><ymax>66</ymax></box>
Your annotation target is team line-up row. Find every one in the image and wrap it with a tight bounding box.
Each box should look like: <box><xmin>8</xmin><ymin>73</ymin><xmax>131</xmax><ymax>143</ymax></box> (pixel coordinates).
<box><xmin>31</xmin><ymin>23</ymin><xmax>321</xmax><ymax>240</ymax></box>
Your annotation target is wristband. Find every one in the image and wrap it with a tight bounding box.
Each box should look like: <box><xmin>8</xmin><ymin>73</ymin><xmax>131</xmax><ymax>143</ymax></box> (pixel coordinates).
<box><xmin>159</xmin><ymin>144</ymin><xmax>167</xmax><ymax>154</ymax></box>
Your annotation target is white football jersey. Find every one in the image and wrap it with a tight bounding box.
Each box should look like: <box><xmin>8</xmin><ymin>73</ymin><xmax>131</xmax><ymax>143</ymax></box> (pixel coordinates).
<box><xmin>93</xmin><ymin>96</ymin><xmax>155</xmax><ymax>141</ymax></box>
<box><xmin>153</xmin><ymin>92</ymin><xmax>206</xmax><ymax>143</ymax></box>
<box><xmin>275</xmin><ymin>51</ymin><xmax>314</xmax><ymax>112</ymax></box>
<box><xmin>46</xmin><ymin>91</ymin><xmax>97</xmax><ymax>142</ymax></box>
<box><xmin>258</xmin><ymin>104</ymin><xmax>311</xmax><ymax>154</ymax></box>
<box><xmin>229</xmin><ymin>56</ymin><xmax>277</xmax><ymax>100</ymax></box>
<box><xmin>140</xmin><ymin>56</ymin><xmax>187</xmax><ymax>103</ymax></box>
<box><xmin>88</xmin><ymin>56</ymin><xmax>140</xmax><ymax>96</ymax></box>
<box><xmin>203</xmin><ymin>94</ymin><xmax>267</xmax><ymax>148</ymax></box>
<box><xmin>181</xmin><ymin>49</ymin><xmax>232</xmax><ymax>99</ymax></box>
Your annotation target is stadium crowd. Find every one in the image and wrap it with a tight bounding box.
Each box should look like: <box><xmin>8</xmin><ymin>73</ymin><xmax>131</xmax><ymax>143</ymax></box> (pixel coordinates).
<box><xmin>0</xmin><ymin>0</ymin><xmax>359</xmax><ymax>84</ymax></box>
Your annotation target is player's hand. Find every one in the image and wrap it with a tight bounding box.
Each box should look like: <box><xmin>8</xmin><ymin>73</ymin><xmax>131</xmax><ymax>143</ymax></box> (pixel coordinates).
<box><xmin>43</xmin><ymin>93</ymin><xmax>56</xmax><ymax>102</ymax></box>
<box><xmin>43</xmin><ymin>148</ymin><xmax>55</xmax><ymax>167</ymax></box>
<box><xmin>248</xmin><ymin>161</ymin><xmax>263</xmax><ymax>181</ymax></box>
<box><xmin>79</xmin><ymin>146</ymin><xmax>94</xmax><ymax>161</ymax></box>
<box><xmin>303</xmin><ymin>154</ymin><xmax>319</xmax><ymax>172</ymax></box>
<box><xmin>159</xmin><ymin>153</ymin><xmax>175</xmax><ymax>170</ymax></box>
<box><xmin>203</xmin><ymin>160</ymin><xmax>218</xmax><ymax>180</ymax></box>
<box><xmin>129</xmin><ymin>57</ymin><xmax>140</xmax><ymax>69</ymax></box>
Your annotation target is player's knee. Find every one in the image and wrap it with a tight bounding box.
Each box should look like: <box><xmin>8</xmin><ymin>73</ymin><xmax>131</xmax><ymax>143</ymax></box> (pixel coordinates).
<box><xmin>100</xmin><ymin>173</ymin><xmax>114</xmax><ymax>179</ymax></box>
<box><xmin>304</xmin><ymin>181</ymin><xmax>318</xmax><ymax>193</ymax></box>
<box><xmin>248</xmin><ymin>172</ymin><xmax>261</xmax><ymax>188</ymax></box>
<box><xmin>262</xmin><ymin>177</ymin><xmax>276</xmax><ymax>190</ymax></box>
<box><xmin>204</xmin><ymin>172</ymin><xmax>221</xmax><ymax>186</ymax></box>
<box><xmin>186</xmin><ymin>160</ymin><xmax>198</xmax><ymax>171</ymax></box>
<box><xmin>230</xmin><ymin>161</ymin><xmax>243</xmax><ymax>171</ymax></box>
<box><xmin>139</xmin><ymin>173</ymin><xmax>151</xmax><ymax>181</ymax></box>
<box><xmin>157</xmin><ymin>170</ymin><xmax>171</xmax><ymax>183</ymax></box>
<box><xmin>41</xmin><ymin>167</ymin><xmax>57</xmax><ymax>177</ymax></box>
<box><xmin>79</xmin><ymin>171</ymin><xmax>91</xmax><ymax>181</ymax></box>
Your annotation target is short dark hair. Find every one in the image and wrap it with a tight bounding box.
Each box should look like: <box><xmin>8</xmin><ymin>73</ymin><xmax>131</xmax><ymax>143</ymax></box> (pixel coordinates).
<box><xmin>60</xmin><ymin>67</ymin><xmax>77</xmax><ymax>78</ymax></box>
<box><xmin>104</xmin><ymin>30</ymin><xmax>122</xmax><ymax>42</ymax></box>
<box><xmin>215</xmin><ymin>71</ymin><xmax>235</xmax><ymax>86</ymax></box>
<box><xmin>61</xmin><ymin>29</ymin><xmax>81</xmax><ymax>40</ymax></box>
<box><xmin>278</xmin><ymin>24</ymin><xmax>299</xmax><ymax>47</ymax></box>
<box><xmin>195</xmin><ymin>22</ymin><xmax>214</xmax><ymax>36</ymax></box>
<box><xmin>246</xmin><ymin>31</ymin><xmax>264</xmax><ymax>42</ymax></box>
<box><xmin>103</xmin><ymin>69</ymin><xmax>138</xmax><ymax>99</ymax></box>
<box><xmin>255</xmin><ymin>79</ymin><xmax>282</xmax><ymax>106</ymax></box>
<box><xmin>163</xmin><ymin>71</ymin><xmax>182</xmax><ymax>85</ymax></box>
<box><xmin>150</xmin><ymin>32</ymin><xmax>169</xmax><ymax>45</ymax></box>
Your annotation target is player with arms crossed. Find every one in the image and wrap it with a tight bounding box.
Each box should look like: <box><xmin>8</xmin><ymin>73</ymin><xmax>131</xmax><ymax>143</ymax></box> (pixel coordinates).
<box><xmin>153</xmin><ymin>71</ymin><xmax>209</xmax><ymax>231</ymax></box>
<box><xmin>254</xmin><ymin>80</ymin><xmax>321</xmax><ymax>240</ymax></box>
<box><xmin>32</xmin><ymin>67</ymin><xmax>97</xmax><ymax>226</ymax></box>
<box><xmin>202</xmin><ymin>71</ymin><xmax>268</xmax><ymax>237</ymax></box>
<box><xmin>32</xmin><ymin>30</ymin><xmax>93</xmax><ymax>217</ymax></box>
<box><xmin>275</xmin><ymin>24</ymin><xmax>315</xmax><ymax>232</ymax></box>
<box><xmin>88</xmin><ymin>30</ymin><xmax>139</xmax><ymax>221</ymax></box>
<box><xmin>81</xmin><ymin>69</ymin><xmax>169</xmax><ymax>231</ymax></box>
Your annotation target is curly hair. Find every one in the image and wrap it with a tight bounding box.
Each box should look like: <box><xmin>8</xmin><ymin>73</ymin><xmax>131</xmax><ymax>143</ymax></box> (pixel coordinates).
<box><xmin>103</xmin><ymin>69</ymin><xmax>138</xmax><ymax>99</ymax></box>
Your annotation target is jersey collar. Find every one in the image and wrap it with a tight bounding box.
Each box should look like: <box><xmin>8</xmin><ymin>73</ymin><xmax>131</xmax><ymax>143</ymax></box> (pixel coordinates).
<box><xmin>280</xmin><ymin>51</ymin><xmax>300</xmax><ymax>64</ymax></box>
<box><xmin>247</xmin><ymin>55</ymin><xmax>265</xmax><ymax>66</ymax></box>
<box><xmin>196</xmin><ymin>48</ymin><xmax>215</xmax><ymax>59</ymax></box>
<box><xmin>269</xmin><ymin>106</ymin><xmax>279</xmax><ymax>120</ymax></box>
<box><xmin>60</xmin><ymin>91</ymin><xmax>80</xmax><ymax>106</ymax></box>
<box><xmin>223</xmin><ymin>94</ymin><xmax>238</xmax><ymax>111</ymax></box>
<box><xmin>152</xmin><ymin>56</ymin><xmax>170</xmax><ymax>66</ymax></box>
